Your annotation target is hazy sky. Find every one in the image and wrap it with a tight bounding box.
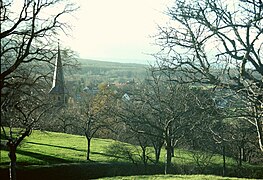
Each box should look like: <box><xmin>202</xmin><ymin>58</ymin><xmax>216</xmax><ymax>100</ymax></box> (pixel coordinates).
<box><xmin>61</xmin><ymin>0</ymin><xmax>172</xmax><ymax>64</ymax></box>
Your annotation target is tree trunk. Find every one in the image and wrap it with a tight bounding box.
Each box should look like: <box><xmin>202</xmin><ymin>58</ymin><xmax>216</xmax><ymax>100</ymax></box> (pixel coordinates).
<box><xmin>238</xmin><ymin>145</ymin><xmax>245</xmax><ymax>166</ymax></box>
<box><xmin>87</xmin><ymin>138</ymin><xmax>91</xmax><ymax>160</ymax></box>
<box><xmin>6</xmin><ymin>128</ymin><xmax>31</xmax><ymax>180</ymax></box>
<box><xmin>238</xmin><ymin>146</ymin><xmax>242</xmax><ymax>166</ymax></box>
<box><xmin>152</xmin><ymin>139</ymin><xmax>163</xmax><ymax>164</ymax></box>
<box><xmin>154</xmin><ymin>147</ymin><xmax>161</xmax><ymax>164</ymax></box>
<box><xmin>222</xmin><ymin>145</ymin><xmax>226</xmax><ymax>177</ymax></box>
<box><xmin>142</xmin><ymin>146</ymin><xmax>147</xmax><ymax>166</ymax></box>
<box><xmin>7</xmin><ymin>141</ymin><xmax>17</xmax><ymax>180</ymax></box>
<box><xmin>165</xmin><ymin>138</ymin><xmax>172</xmax><ymax>175</ymax></box>
<box><xmin>171</xmin><ymin>146</ymin><xmax>174</xmax><ymax>157</ymax></box>
<box><xmin>255</xmin><ymin>117</ymin><xmax>263</xmax><ymax>152</ymax></box>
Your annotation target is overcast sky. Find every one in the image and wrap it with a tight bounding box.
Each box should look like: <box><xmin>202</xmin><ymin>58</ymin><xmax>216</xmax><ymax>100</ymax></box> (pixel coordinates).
<box><xmin>61</xmin><ymin>0</ymin><xmax>172</xmax><ymax>64</ymax></box>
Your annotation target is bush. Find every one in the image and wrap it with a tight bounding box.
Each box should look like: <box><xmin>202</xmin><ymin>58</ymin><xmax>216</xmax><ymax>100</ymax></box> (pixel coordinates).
<box><xmin>105</xmin><ymin>142</ymin><xmax>138</xmax><ymax>164</ymax></box>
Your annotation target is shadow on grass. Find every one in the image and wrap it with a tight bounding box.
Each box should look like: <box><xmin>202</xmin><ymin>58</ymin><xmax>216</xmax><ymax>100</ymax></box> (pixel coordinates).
<box><xmin>26</xmin><ymin>142</ymin><xmax>86</xmax><ymax>153</ymax></box>
<box><xmin>2</xmin><ymin>141</ymin><xmax>124</xmax><ymax>165</ymax></box>
<box><xmin>0</xmin><ymin>149</ymin><xmax>72</xmax><ymax>166</ymax></box>
<box><xmin>16</xmin><ymin>149</ymin><xmax>73</xmax><ymax>165</ymax></box>
<box><xmin>26</xmin><ymin>142</ymin><xmax>123</xmax><ymax>162</ymax></box>
<box><xmin>1</xmin><ymin>157</ymin><xmax>262</xmax><ymax>179</ymax></box>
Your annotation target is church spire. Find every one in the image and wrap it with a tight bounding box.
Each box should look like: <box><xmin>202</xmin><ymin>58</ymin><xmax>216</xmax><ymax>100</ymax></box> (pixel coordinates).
<box><xmin>49</xmin><ymin>43</ymin><xmax>67</xmax><ymax>105</ymax></box>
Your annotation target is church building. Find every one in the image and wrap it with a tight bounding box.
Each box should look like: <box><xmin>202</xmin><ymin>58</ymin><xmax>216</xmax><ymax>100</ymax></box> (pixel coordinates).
<box><xmin>49</xmin><ymin>44</ymin><xmax>68</xmax><ymax>106</ymax></box>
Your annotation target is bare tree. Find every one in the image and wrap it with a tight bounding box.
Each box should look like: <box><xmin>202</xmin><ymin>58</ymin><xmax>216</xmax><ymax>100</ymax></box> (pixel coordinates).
<box><xmin>155</xmin><ymin>0</ymin><xmax>263</xmax><ymax>152</ymax></box>
<box><xmin>79</xmin><ymin>87</ymin><xmax>114</xmax><ymax>161</ymax></box>
<box><xmin>1</xmin><ymin>0</ymin><xmax>77</xmax><ymax>91</ymax></box>
<box><xmin>112</xmin><ymin>71</ymin><xmax>214</xmax><ymax>174</ymax></box>
<box><xmin>1</xmin><ymin>67</ymin><xmax>52</xmax><ymax>180</ymax></box>
<box><xmin>0</xmin><ymin>1</ymin><xmax>78</xmax><ymax>179</ymax></box>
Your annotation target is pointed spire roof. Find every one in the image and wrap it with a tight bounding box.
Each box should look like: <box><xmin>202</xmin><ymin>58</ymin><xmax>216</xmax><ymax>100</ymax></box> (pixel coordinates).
<box><xmin>49</xmin><ymin>43</ymin><xmax>66</xmax><ymax>94</ymax></box>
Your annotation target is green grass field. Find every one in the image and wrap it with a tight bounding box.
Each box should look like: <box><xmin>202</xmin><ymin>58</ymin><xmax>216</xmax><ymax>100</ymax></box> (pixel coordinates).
<box><xmin>98</xmin><ymin>174</ymin><xmax>257</xmax><ymax>180</ymax></box>
<box><xmin>0</xmin><ymin>130</ymin><xmax>262</xmax><ymax>179</ymax></box>
<box><xmin>0</xmin><ymin>130</ymin><xmax>238</xmax><ymax>166</ymax></box>
<box><xmin>0</xmin><ymin>130</ymin><xmax>118</xmax><ymax>166</ymax></box>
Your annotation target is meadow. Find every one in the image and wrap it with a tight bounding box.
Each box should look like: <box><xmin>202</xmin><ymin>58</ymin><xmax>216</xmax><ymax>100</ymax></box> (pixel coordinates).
<box><xmin>0</xmin><ymin>130</ymin><xmax>262</xmax><ymax>179</ymax></box>
<box><xmin>98</xmin><ymin>174</ymin><xmax>258</xmax><ymax>180</ymax></box>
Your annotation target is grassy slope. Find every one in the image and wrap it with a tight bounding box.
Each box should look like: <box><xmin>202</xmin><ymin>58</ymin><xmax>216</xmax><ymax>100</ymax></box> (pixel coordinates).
<box><xmin>98</xmin><ymin>174</ymin><xmax>257</xmax><ymax>180</ymax></box>
<box><xmin>0</xmin><ymin>130</ymin><xmax>262</xmax><ymax>179</ymax></box>
<box><xmin>0</xmin><ymin>130</ymin><xmax>237</xmax><ymax>167</ymax></box>
<box><xmin>0</xmin><ymin>130</ymin><xmax>116</xmax><ymax>166</ymax></box>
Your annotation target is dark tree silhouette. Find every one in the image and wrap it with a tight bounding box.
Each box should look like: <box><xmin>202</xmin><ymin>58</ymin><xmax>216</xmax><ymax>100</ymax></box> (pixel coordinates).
<box><xmin>155</xmin><ymin>0</ymin><xmax>263</xmax><ymax>152</ymax></box>
<box><xmin>0</xmin><ymin>1</ymin><xmax>78</xmax><ymax>179</ymax></box>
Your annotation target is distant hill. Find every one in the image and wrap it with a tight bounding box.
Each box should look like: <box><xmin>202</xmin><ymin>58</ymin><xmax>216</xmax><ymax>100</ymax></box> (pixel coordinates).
<box><xmin>66</xmin><ymin>58</ymin><xmax>149</xmax><ymax>84</ymax></box>
<box><xmin>78</xmin><ymin>58</ymin><xmax>149</xmax><ymax>68</ymax></box>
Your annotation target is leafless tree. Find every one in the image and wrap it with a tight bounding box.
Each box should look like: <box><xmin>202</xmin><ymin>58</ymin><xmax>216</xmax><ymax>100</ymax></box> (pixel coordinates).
<box><xmin>0</xmin><ymin>0</ymin><xmax>77</xmax><ymax>91</ymax></box>
<box><xmin>0</xmin><ymin>1</ymin><xmax>78</xmax><ymax>179</ymax></box>
<box><xmin>79</xmin><ymin>88</ymin><xmax>114</xmax><ymax>161</ymax></box>
<box><xmin>1</xmin><ymin>67</ymin><xmax>52</xmax><ymax>180</ymax></box>
<box><xmin>155</xmin><ymin>0</ymin><xmax>263</xmax><ymax>152</ymax></box>
<box><xmin>112</xmin><ymin>71</ymin><xmax>214</xmax><ymax>174</ymax></box>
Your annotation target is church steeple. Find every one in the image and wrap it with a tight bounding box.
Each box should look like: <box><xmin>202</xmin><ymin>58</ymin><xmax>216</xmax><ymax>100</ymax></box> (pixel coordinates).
<box><xmin>49</xmin><ymin>43</ymin><xmax>67</xmax><ymax>106</ymax></box>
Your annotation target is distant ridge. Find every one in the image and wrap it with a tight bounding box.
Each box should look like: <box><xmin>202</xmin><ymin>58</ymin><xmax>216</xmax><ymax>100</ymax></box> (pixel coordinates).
<box><xmin>78</xmin><ymin>58</ymin><xmax>149</xmax><ymax>67</ymax></box>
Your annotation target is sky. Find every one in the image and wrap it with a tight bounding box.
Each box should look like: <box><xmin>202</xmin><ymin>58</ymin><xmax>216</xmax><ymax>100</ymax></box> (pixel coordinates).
<box><xmin>61</xmin><ymin>0</ymin><xmax>172</xmax><ymax>64</ymax></box>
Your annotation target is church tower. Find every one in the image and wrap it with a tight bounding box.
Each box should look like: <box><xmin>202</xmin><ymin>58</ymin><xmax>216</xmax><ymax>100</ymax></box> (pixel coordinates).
<box><xmin>49</xmin><ymin>43</ymin><xmax>67</xmax><ymax>106</ymax></box>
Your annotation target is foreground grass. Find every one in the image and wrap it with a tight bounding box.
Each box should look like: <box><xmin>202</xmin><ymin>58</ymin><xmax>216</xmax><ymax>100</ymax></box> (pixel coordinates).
<box><xmin>0</xmin><ymin>130</ymin><xmax>237</xmax><ymax>166</ymax></box>
<box><xmin>0</xmin><ymin>130</ymin><xmax>262</xmax><ymax>179</ymax></box>
<box><xmin>98</xmin><ymin>174</ymin><xmax>257</xmax><ymax>180</ymax></box>
<box><xmin>0</xmin><ymin>130</ymin><xmax>116</xmax><ymax>166</ymax></box>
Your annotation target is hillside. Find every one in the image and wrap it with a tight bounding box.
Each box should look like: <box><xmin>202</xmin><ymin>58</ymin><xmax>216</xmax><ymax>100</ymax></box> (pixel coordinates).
<box><xmin>0</xmin><ymin>130</ymin><xmax>234</xmax><ymax>166</ymax></box>
<box><xmin>1</xmin><ymin>130</ymin><xmax>262</xmax><ymax>179</ymax></box>
<box><xmin>98</xmin><ymin>174</ymin><xmax>258</xmax><ymax>180</ymax></box>
<box><xmin>66</xmin><ymin>58</ymin><xmax>148</xmax><ymax>85</ymax></box>
<box><xmin>79</xmin><ymin>58</ymin><xmax>149</xmax><ymax>68</ymax></box>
